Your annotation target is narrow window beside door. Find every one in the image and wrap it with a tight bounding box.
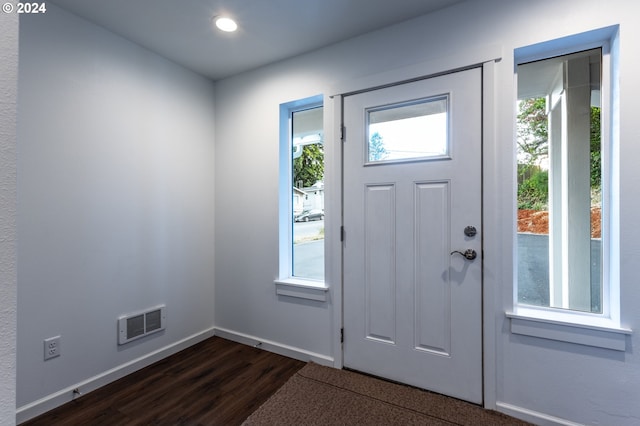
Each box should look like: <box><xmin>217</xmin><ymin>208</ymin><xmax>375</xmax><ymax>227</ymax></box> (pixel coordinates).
<box><xmin>291</xmin><ymin>106</ymin><xmax>325</xmax><ymax>280</ymax></box>
<box><xmin>516</xmin><ymin>48</ymin><xmax>608</xmax><ymax>315</ymax></box>
<box><xmin>277</xmin><ymin>95</ymin><xmax>325</xmax><ymax>286</ymax></box>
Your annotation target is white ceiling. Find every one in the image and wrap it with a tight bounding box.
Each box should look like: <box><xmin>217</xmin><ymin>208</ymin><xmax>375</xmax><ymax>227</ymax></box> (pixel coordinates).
<box><xmin>49</xmin><ymin>0</ymin><xmax>465</xmax><ymax>81</ymax></box>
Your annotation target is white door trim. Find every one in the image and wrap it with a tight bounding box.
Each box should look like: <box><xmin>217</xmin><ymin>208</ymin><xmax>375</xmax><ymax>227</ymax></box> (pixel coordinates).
<box><xmin>329</xmin><ymin>44</ymin><xmax>501</xmax><ymax>98</ymax></box>
<box><xmin>328</xmin><ymin>59</ymin><xmax>500</xmax><ymax>410</ymax></box>
<box><xmin>481</xmin><ymin>59</ymin><xmax>498</xmax><ymax>410</ymax></box>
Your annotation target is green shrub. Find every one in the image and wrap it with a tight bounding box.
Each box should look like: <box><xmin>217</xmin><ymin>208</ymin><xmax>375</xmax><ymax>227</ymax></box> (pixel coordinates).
<box><xmin>518</xmin><ymin>168</ymin><xmax>548</xmax><ymax>210</ymax></box>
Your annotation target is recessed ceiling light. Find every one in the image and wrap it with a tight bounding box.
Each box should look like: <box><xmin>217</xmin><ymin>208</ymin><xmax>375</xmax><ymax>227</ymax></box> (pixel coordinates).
<box><xmin>215</xmin><ymin>17</ymin><xmax>238</xmax><ymax>32</ymax></box>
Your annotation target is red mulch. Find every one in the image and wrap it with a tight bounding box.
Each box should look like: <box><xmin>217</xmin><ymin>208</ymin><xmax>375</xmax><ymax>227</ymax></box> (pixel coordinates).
<box><xmin>517</xmin><ymin>208</ymin><xmax>601</xmax><ymax>238</ymax></box>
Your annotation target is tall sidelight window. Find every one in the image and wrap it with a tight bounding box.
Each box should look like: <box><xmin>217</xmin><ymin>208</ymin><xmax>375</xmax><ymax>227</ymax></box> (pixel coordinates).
<box><xmin>277</xmin><ymin>95</ymin><xmax>325</xmax><ymax>285</ymax></box>
<box><xmin>516</xmin><ymin>48</ymin><xmax>605</xmax><ymax>314</ymax></box>
<box><xmin>291</xmin><ymin>106</ymin><xmax>324</xmax><ymax>280</ymax></box>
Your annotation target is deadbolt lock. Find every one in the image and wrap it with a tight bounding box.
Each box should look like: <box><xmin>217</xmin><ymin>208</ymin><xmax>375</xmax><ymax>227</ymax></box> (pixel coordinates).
<box><xmin>464</xmin><ymin>226</ymin><xmax>477</xmax><ymax>237</ymax></box>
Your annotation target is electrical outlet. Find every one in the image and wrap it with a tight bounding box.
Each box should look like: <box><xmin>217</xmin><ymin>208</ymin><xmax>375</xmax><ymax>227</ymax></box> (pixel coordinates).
<box><xmin>44</xmin><ymin>336</ymin><xmax>61</xmax><ymax>360</ymax></box>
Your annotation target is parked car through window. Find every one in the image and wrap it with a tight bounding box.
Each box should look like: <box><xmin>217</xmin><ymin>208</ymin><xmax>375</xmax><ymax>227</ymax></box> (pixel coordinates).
<box><xmin>294</xmin><ymin>209</ymin><xmax>324</xmax><ymax>222</ymax></box>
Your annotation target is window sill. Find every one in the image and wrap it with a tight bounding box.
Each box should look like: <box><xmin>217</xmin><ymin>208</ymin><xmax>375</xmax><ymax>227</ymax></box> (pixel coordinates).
<box><xmin>274</xmin><ymin>278</ymin><xmax>329</xmax><ymax>302</ymax></box>
<box><xmin>506</xmin><ymin>310</ymin><xmax>632</xmax><ymax>351</ymax></box>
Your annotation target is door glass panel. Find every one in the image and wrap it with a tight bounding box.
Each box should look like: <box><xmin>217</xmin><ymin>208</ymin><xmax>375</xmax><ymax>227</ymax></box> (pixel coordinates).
<box><xmin>366</xmin><ymin>96</ymin><xmax>448</xmax><ymax>163</ymax></box>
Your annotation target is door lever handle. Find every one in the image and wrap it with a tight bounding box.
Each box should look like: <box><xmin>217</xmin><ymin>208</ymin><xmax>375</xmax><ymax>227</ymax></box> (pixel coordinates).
<box><xmin>450</xmin><ymin>249</ymin><xmax>477</xmax><ymax>260</ymax></box>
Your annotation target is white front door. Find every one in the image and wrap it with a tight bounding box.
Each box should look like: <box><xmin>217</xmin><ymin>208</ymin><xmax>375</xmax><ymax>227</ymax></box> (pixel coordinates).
<box><xmin>343</xmin><ymin>67</ymin><xmax>483</xmax><ymax>404</ymax></box>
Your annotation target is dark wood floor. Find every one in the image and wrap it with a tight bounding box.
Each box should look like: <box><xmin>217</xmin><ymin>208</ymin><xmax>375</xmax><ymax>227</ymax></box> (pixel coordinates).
<box><xmin>22</xmin><ymin>337</ymin><xmax>306</xmax><ymax>426</ymax></box>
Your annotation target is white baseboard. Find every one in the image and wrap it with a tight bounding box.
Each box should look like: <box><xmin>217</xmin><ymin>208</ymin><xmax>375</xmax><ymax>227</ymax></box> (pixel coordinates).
<box><xmin>496</xmin><ymin>402</ymin><xmax>585</xmax><ymax>426</ymax></box>
<box><xmin>17</xmin><ymin>327</ymin><xmax>333</xmax><ymax>424</ymax></box>
<box><xmin>214</xmin><ymin>327</ymin><xmax>334</xmax><ymax>367</ymax></box>
<box><xmin>16</xmin><ymin>327</ymin><xmax>216</xmax><ymax>424</ymax></box>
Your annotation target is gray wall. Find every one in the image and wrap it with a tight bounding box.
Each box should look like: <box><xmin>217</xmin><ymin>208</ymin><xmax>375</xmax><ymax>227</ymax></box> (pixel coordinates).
<box><xmin>17</xmin><ymin>3</ymin><xmax>216</xmax><ymax>412</ymax></box>
<box><xmin>214</xmin><ymin>0</ymin><xmax>640</xmax><ymax>424</ymax></box>
<box><xmin>0</xmin><ymin>2</ymin><xmax>18</xmax><ymax>424</ymax></box>
<box><xmin>8</xmin><ymin>0</ymin><xmax>640</xmax><ymax>424</ymax></box>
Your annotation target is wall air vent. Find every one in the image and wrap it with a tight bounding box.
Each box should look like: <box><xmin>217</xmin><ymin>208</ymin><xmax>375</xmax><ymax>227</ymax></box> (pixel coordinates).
<box><xmin>118</xmin><ymin>305</ymin><xmax>166</xmax><ymax>345</ymax></box>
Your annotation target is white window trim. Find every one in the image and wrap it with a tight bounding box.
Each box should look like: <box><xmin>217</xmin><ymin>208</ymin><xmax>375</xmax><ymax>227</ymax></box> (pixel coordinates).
<box><xmin>274</xmin><ymin>278</ymin><xmax>328</xmax><ymax>301</ymax></box>
<box><xmin>275</xmin><ymin>95</ymin><xmax>326</xmax><ymax>301</ymax></box>
<box><xmin>506</xmin><ymin>311</ymin><xmax>631</xmax><ymax>351</ymax></box>
<box><xmin>511</xmin><ymin>26</ymin><xmax>630</xmax><ymax>347</ymax></box>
